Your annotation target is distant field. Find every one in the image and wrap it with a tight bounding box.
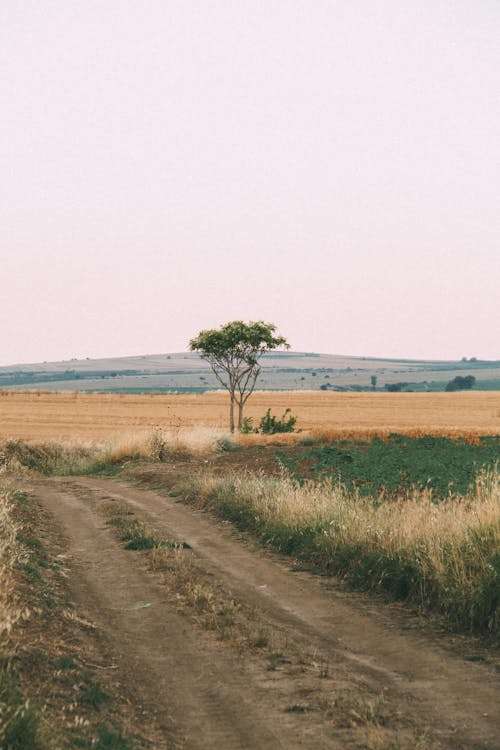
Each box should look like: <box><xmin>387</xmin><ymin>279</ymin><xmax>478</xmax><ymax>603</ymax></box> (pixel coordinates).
<box><xmin>0</xmin><ymin>391</ymin><xmax>499</xmax><ymax>441</ymax></box>
<box><xmin>1</xmin><ymin>351</ymin><xmax>499</xmax><ymax>392</ymax></box>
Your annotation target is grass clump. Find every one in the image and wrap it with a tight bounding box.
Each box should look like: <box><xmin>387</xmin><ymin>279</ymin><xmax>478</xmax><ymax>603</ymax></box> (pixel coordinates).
<box><xmin>80</xmin><ymin>681</ymin><xmax>110</xmax><ymax>709</ymax></box>
<box><xmin>0</xmin><ymin>664</ymin><xmax>45</xmax><ymax>750</ymax></box>
<box><xmin>105</xmin><ymin>505</ymin><xmax>190</xmax><ymax>552</ymax></box>
<box><xmin>184</xmin><ymin>468</ymin><xmax>500</xmax><ymax>633</ymax></box>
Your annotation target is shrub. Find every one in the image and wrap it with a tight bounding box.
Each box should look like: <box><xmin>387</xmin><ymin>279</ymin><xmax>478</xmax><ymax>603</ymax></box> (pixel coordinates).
<box><xmin>259</xmin><ymin>409</ymin><xmax>297</xmax><ymax>434</ymax></box>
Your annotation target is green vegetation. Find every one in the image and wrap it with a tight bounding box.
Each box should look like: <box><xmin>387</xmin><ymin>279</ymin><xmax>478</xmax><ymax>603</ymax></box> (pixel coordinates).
<box><xmin>189</xmin><ymin>320</ymin><xmax>289</xmax><ymax>432</ymax></box>
<box><xmin>0</xmin><ymin>664</ymin><xmax>45</xmax><ymax>750</ymax></box>
<box><xmin>278</xmin><ymin>434</ymin><xmax>500</xmax><ymax>498</ymax></box>
<box><xmin>105</xmin><ymin>505</ymin><xmax>190</xmax><ymax>552</ymax></box>
<box><xmin>241</xmin><ymin>408</ymin><xmax>297</xmax><ymax>434</ymax></box>
<box><xmin>445</xmin><ymin>375</ymin><xmax>476</xmax><ymax>391</ymax></box>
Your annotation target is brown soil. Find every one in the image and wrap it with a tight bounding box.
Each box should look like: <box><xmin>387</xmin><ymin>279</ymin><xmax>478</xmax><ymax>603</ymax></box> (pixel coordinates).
<box><xmin>17</xmin><ymin>472</ymin><xmax>500</xmax><ymax>750</ymax></box>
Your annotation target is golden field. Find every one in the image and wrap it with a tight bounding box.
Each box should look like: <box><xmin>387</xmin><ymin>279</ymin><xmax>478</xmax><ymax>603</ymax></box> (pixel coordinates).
<box><xmin>0</xmin><ymin>390</ymin><xmax>499</xmax><ymax>441</ymax></box>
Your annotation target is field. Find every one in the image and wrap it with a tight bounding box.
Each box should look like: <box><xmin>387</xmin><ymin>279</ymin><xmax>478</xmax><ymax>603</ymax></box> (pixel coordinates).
<box><xmin>1</xmin><ymin>390</ymin><xmax>499</xmax><ymax>749</ymax></box>
<box><xmin>0</xmin><ymin>390</ymin><xmax>499</xmax><ymax>441</ymax></box>
<box><xmin>2</xmin><ymin>351</ymin><xmax>500</xmax><ymax>393</ymax></box>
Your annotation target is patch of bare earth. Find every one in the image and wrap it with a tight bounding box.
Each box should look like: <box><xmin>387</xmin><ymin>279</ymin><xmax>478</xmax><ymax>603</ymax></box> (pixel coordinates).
<box><xmin>16</xmin><ymin>469</ymin><xmax>500</xmax><ymax>750</ymax></box>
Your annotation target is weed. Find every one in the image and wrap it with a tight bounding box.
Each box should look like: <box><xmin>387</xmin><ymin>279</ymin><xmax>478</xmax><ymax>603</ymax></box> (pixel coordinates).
<box><xmin>318</xmin><ymin>662</ymin><xmax>330</xmax><ymax>679</ymax></box>
<box><xmin>54</xmin><ymin>656</ymin><xmax>79</xmax><ymax>671</ymax></box>
<box><xmin>328</xmin><ymin>689</ymin><xmax>389</xmax><ymax>728</ymax></box>
<box><xmin>249</xmin><ymin>628</ymin><xmax>271</xmax><ymax>649</ymax></box>
<box><xmin>284</xmin><ymin>703</ymin><xmax>310</xmax><ymax>713</ymax></box>
<box><xmin>216</xmin><ymin>436</ymin><xmax>240</xmax><ymax>452</ymax></box>
<box><xmin>80</xmin><ymin>681</ymin><xmax>109</xmax><ymax>709</ymax></box>
<box><xmin>367</xmin><ymin>730</ymin><xmax>431</xmax><ymax>750</ymax></box>
<box><xmin>0</xmin><ymin>666</ymin><xmax>45</xmax><ymax>750</ymax></box>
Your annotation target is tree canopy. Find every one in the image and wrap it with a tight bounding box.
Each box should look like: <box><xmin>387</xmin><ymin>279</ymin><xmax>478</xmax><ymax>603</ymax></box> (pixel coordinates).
<box><xmin>445</xmin><ymin>375</ymin><xmax>476</xmax><ymax>392</ymax></box>
<box><xmin>189</xmin><ymin>321</ymin><xmax>289</xmax><ymax>432</ymax></box>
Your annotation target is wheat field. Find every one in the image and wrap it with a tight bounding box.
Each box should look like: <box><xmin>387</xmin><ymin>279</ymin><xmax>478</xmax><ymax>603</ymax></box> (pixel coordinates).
<box><xmin>0</xmin><ymin>390</ymin><xmax>499</xmax><ymax>441</ymax></box>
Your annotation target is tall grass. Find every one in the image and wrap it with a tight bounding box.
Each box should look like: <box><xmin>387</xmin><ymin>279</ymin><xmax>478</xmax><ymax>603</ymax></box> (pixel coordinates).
<box><xmin>0</xmin><ymin>490</ymin><xmax>23</xmax><ymax>640</ymax></box>
<box><xmin>0</xmin><ymin>427</ymin><xmax>236</xmax><ymax>475</ymax></box>
<box><xmin>0</xmin><ymin>489</ymin><xmax>44</xmax><ymax>749</ymax></box>
<box><xmin>185</xmin><ymin>469</ymin><xmax>500</xmax><ymax>633</ymax></box>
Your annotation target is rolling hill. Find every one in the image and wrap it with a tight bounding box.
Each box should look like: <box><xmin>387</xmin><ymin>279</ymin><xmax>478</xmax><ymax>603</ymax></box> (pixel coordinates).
<box><xmin>1</xmin><ymin>352</ymin><xmax>499</xmax><ymax>393</ymax></box>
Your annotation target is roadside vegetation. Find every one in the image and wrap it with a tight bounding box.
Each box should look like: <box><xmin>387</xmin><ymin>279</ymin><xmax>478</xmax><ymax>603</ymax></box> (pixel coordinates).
<box><xmin>182</xmin><ymin>466</ymin><xmax>499</xmax><ymax>634</ymax></box>
<box><xmin>0</xmin><ymin>427</ymin><xmax>236</xmax><ymax>476</ymax></box>
<box><xmin>0</xmin><ymin>487</ymin><xmax>138</xmax><ymax>749</ymax></box>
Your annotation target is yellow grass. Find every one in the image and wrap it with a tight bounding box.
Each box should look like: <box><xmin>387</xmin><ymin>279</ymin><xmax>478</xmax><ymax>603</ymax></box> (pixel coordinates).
<box><xmin>0</xmin><ymin>390</ymin><xmax>499</xmax><ymax>441</ymax></box>
<box><xmin>187</xmin><ymin>468</ymin><xmax>500</xmax><ymax>631</ymax></box>
<box><xmin>0</xmin><ymin>490</ymin><xmax>24</xmax><ymax>641</ymax></box>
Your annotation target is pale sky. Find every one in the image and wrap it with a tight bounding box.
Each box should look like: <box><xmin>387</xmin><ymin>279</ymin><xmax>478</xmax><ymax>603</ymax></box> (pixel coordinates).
<box><xmin>1</xmin><ymin>0</ymin><xmax>499</xmax><ymax>366</ymax></box>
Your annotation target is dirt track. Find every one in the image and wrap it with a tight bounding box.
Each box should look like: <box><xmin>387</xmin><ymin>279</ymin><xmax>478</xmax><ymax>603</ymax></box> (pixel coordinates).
<box><xmin>25</xmin><ymin>475</ymin><xmax>500</xmax><ymax>749</ymax></box>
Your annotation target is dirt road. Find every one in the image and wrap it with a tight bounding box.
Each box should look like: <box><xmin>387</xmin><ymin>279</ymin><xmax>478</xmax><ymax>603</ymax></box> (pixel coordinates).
<box><xmin>25</xmin><ymin>475</ymin><xmax>499</xmax><ymax>749</ymax></box>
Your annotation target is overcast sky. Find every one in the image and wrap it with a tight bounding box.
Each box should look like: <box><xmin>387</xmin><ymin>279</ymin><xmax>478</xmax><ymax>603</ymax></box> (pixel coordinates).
<box><xmin>1</xmin><ymin>1</ymin><xmax>499</xmax><ymax>366</ymax></box>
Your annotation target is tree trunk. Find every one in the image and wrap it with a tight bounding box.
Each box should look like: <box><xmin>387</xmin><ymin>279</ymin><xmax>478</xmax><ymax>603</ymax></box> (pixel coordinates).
<box><xmin>237</xmin><ymin>400</ymin><xmax>244</xmax><ymax>431</ymax></box>
<box><xmin>229</xmin><ymin>394</ymin><xmax>235</xmax><ymax>433</ymax></box>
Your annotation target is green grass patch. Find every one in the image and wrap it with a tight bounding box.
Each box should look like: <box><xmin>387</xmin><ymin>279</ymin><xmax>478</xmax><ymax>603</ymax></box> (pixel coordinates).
<box><xmin>80</xmin><ymin>681</ymin><xmax>110</xmax><ymax>709</ymax></box>
<box><xmin>105</xmin><ymin>507</ymin><xmax>190</xmax><ymax>551</ymax></box>
<box><xmin>54</xmin><ymin>655</ymin><xmax>79</xmax><ymax>671</ymax></box>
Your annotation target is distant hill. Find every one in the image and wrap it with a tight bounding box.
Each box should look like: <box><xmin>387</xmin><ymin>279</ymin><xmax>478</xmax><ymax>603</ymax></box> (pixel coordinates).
<box><xmin>1</xmin><ymin>352</ymin><xmax>499</xmax><ymax>393</ymax></box>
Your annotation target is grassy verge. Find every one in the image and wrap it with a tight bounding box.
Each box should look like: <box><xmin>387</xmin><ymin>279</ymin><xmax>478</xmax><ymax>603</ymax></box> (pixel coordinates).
<box><xmin>181</xmin><ymin>469</ymin><xmax>500</xmax><ymax>634</ymax></box>
<box><xmin>0</xmin><ymin>428</ymin><xmax>238</xmax><ymax>476</ymax></box>
<box><xmin>0</xmin><ymin>487</ymin><xmax>136</xmax><ymax>749</ymax></box>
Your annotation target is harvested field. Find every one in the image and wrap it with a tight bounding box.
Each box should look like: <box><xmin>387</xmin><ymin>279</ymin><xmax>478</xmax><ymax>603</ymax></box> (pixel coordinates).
<box><xmin>0</xmin><ymin>390</ymin><xmax>499</xmax><ymax>441</ymax></box>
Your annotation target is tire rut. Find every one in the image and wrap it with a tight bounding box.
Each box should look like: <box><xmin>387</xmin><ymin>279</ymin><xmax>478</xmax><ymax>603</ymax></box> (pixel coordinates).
<box><xmin>27</xmin><ymin>477</ymin><xmax>333</xmax><ymax>749</ymax></box>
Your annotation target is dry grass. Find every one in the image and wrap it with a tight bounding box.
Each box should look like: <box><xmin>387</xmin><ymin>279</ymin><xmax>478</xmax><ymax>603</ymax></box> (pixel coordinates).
<box><xmin>186</xmin><ymin>468</ymin><xmax>500</xmax><ymax>632</ymax></box>
<box><xmin>0</xmin><ymin>390</ymin><xmax>499</xmax><ymax>442</ymax></box>
<box><xmin>0</xmin><ymin>427</ymin><xmax>236</xmax><ymax>475</ymax></box>
<box><xmin>0</xmin><ymin>490</ymin><xmax>25</xmax><ymax>641</ymax></box>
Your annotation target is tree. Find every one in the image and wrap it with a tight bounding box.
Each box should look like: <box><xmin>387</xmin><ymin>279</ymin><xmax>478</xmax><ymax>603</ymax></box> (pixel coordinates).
<box><xmin>370</xmin><ymin>375</ymin><xmax>377</xmax><ymax>391</ymax></box>
<box><xmin>445</xmin><ymin>375</ymin><xmax>476</xmax><ymax>392</ymax></box>
<box><xmin>189</xmin><ymin>321</ymin><xmax>289</xmax><ymax>433</ymax></box>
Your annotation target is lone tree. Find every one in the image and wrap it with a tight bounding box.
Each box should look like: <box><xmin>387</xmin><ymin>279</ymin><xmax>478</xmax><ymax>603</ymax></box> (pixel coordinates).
<box><xmin>189</xmin><ymin>320</ymin><xmax>289</xmax><ymax>433</ymax></box>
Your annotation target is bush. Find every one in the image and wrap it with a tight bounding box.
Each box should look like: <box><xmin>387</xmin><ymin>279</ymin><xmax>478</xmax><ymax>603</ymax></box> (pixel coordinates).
<box><xmin>240</xmin><ymin>410</ymin><xmax>297</xmax><ymax>434</ymax></box>
<box><xmin>259</xmin><ymin>409</ymin><xmax>296</xmax><ymax>434</ymax></box>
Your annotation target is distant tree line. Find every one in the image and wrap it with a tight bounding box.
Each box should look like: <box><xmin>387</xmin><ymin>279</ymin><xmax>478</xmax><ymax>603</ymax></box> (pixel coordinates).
<box><xmin>445</xmin><ymin>375</ymin><xmax>476</xmax><ymax>392</ymax></box>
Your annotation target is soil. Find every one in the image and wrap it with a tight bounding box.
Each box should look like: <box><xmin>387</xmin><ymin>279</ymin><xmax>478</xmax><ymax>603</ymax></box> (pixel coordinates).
<box><xmin>17</xmin><ymin>470</ymin><xmax>500</xmax><ymax>750</ymax></box>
